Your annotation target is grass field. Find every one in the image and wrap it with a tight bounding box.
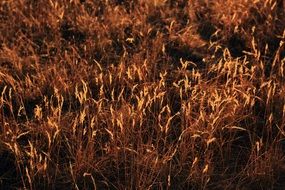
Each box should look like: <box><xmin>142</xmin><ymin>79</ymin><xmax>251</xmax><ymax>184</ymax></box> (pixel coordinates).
<box><xmin>0</xmin><ymin>0</ymin><xmax>285</xmax><ymax>189</ymax></box>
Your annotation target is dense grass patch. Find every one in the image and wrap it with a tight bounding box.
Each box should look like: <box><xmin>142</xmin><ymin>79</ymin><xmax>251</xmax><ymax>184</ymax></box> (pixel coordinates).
<box><xmin>0</xmin><ymin>0</ymin><xmax>285</xmax><ymax>189</ymax></box>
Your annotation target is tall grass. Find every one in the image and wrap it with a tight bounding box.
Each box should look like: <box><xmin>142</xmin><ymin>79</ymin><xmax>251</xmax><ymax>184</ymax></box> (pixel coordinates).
<box><xmin>0</xmin><ymin>0</ymin><xmax>284</xmax><ymax>189</ymax></box>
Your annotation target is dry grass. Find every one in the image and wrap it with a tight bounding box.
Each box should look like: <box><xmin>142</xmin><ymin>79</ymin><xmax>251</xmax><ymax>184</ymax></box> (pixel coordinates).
<box><xmin>0</xmin><ymin>0</ymin><xmax>285</xmax><ymax>189</ymax></box>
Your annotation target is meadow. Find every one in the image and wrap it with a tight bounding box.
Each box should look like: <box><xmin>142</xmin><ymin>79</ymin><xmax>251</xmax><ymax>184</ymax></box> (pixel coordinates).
<box><xmin>0</xmin><ymin>0</ymin><xmax>285</xmax><ymax>189</ymax></box>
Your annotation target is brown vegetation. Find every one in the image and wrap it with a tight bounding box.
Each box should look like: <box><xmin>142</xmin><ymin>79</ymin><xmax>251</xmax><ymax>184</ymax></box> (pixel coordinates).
<box><xmin>0</xmin><ymin>0</ymin><xmax>285</xmax><ymax>189</ymax></box>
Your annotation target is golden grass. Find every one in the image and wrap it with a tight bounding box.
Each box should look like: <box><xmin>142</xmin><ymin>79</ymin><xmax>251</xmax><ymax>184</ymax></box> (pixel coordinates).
<box><xmin>0</xmin><ymin>0</ymin><xmax>285</xmax><ymax>189</ymax></box>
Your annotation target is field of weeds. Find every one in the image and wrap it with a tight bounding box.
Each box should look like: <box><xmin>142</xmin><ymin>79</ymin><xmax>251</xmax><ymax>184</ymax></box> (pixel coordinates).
<box><xmin>0</xmin><ymin>0</ymin><xmax>285</xmax><ymax>189</ymax></box>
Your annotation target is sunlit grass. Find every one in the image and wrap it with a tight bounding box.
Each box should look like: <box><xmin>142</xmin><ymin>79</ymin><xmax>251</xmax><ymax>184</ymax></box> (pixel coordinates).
<box><xmin>0</xmin><ymin>0</ymin><xmax>284</xmax><ymax>189</ymax></box>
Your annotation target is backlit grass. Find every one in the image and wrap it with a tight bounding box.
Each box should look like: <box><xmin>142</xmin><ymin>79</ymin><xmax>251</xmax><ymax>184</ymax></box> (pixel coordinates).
<box><xmin>0</xmin><ymin>0</ymin><xmax>284</xmax><ymax>189</ymax></box>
